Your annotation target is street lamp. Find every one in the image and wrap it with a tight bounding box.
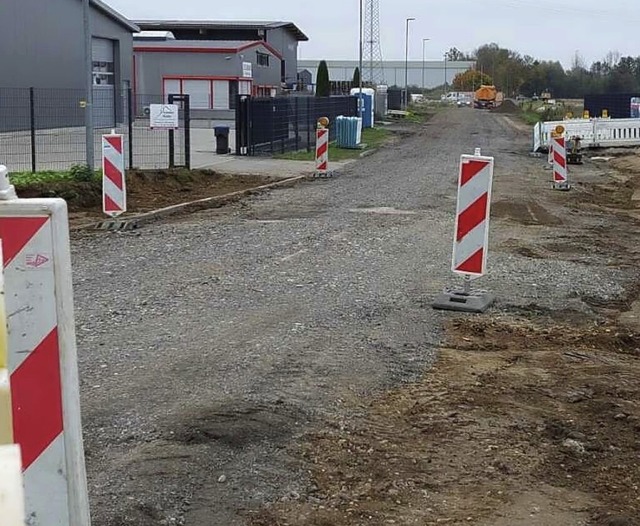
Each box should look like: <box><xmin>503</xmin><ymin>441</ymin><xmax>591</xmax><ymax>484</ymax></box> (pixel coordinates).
<box><xmin>404</xmin><ymin>17</ymin><xmax>415</xmax><ymax>108</ymax></box>
<box><xmin>82</xmin><ymin>0</ymin><xmax>94</xmax><ymax>169</ymax></box>
<box><xmin>422</xmin><ymin>38</ymin><xmax>430</xmax><ymax>92</ymax></box>
<box><xmin>358</xmin><ymin>0</ymin><xmax>363</xmax><ymax>119</ymax></box>
<box><xmin>443</xmin><ymin>52</ymin><xmax>448</xmax><ymax>97</ymax></box>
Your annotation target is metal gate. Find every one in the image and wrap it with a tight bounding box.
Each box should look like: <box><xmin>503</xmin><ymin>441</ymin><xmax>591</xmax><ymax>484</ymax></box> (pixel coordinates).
<box><xmin>167</xmin><ymin>94</ymin><xmax>191</xmax><ymax>169</ymax></box>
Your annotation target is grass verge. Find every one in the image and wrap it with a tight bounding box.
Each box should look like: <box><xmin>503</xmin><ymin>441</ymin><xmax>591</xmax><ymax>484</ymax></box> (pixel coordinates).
<box><xmin>275</xmin><ymin>127</ymin><xmax>390</xmax><ymax>161</ymax></box>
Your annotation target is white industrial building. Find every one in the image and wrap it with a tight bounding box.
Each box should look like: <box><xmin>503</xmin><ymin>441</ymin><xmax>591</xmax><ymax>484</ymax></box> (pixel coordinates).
<box><xmin>298</xmin><ymin>59</ymin><xmax>476</xmax><ymax>89</ymax></box>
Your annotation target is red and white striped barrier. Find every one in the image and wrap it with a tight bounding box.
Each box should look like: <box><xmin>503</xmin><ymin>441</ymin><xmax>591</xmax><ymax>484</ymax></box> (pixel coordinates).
<box><xmin>551</xmin><ymin>134</ymin><xmax>570</xmax><ymax>190</ymax></box>
<box><xmin>102</xmin><ymin>133</ymin><xmax>127</xmax><ymax>217</ymax></box>
<box><xmin>315</xmin><ymin>127</ymin><xmax>329</xmax><ymax>177</ymax></box>
<box><xmin>452</xmin><ymin>153</ymin><xmax>495</xmax><ymax>277</ymax></box>
<box><xmin>433</xmin><ymin>149</ymin><xmax>496</xmax><ymax>313</ymax></box>
<box><xmin>0</xmin><ymin>166</ymin><xmax>90</xmax><ymax>526</ymax></box>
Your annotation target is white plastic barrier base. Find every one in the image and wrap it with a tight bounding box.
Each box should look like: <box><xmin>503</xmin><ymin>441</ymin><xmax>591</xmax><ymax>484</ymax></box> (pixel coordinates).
<box><xmin>0</xmin><ymin>445</ymin><xmax>26</xmax><ymax>526</ymax></box>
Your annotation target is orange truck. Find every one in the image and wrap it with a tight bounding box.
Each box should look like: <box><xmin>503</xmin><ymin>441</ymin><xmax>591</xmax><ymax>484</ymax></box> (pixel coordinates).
<box><xmin>474</xmin><ymin>85</ymin><xmax>498</xmax><ymax>109</ymax></box>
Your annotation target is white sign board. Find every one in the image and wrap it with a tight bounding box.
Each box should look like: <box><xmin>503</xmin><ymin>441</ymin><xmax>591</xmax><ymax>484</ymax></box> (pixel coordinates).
<box><xmin>242</xmin><ymin>62</ymin><xmax>253</xmax><ymax>78</ymax></box>
<box><xmin>150</xmin><ymin>104</ymin><xmax>179</xmax><ymax>129</ymax></box>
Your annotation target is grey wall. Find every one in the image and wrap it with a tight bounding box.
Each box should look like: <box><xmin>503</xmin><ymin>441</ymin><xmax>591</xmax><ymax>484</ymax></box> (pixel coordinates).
<box><xmin>265</xmin><ymin>28</ymin><xmax>299</xmax><ymax>85</ymax></box>
<box><xmin>0</xmin><ymin>0</ymin><xmax>85</xmax><ymax>89</ymax></box>
<box><xmin>0</xmin><ymin>0</ymin><xmax>133</xmax><ymax>90</ymax></box>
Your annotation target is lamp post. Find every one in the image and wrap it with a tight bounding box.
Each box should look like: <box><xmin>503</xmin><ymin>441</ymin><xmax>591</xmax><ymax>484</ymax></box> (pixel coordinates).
<box><xmin>82</xmin><ymin>0</ymin><xmax>94</xmax><ymax>169</ymax></box>
<box><xmin>358</xmin><ymin>0</ymin><xmax>363</xmax><ymax>119</ymax></box>
<box><xmin>422</xmin><ymin>38</ymin><xmax>430</xmax><ymax>92</ymax></box>
<box><xmin>404</xmin><ymin>17</ymin><xmax>415</xmax><ymax>108</ymax></box>
<box><xmin>443</xmin><ymin>52</ymin><xmax>448</xmax><ymax>98</ymax></box>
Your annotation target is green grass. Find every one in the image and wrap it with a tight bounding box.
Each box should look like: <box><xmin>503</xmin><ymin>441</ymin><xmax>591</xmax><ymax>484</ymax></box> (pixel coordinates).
<box><xmin>522</xmin><ymin>111</ymin><xmax>542</xmax><ymax>125</ymax></box>
<box><xmin>9</xmin><ymin>166</ymin><xmax>101</xmax><ymax>188</ymax></box>
<box><xmin>275</xmin><ymin>127</ymin><xmax>391</xmax><ymax>161</ymax></box>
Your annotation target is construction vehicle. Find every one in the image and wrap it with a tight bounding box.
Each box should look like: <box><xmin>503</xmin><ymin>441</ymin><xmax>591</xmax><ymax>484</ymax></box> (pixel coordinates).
<box><xmin>566</xmin><ymin>136</ymin><xmax>583</xmax><ymax>165</ymax></box>
<box><xmin>473</xmin><ymin>85</ymin><xmax>497</xmax><ymax>109</ymax></box>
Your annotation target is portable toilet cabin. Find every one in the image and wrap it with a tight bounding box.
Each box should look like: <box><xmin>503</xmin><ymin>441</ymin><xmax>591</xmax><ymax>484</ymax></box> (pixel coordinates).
<box><xmin>350</xmin><ymin>87</ymin><xmax>375</xmax><ymax>128</ymax></box>
<box><xmin>375</xmin><ymin>85</ymin><xmax>388</xmax><ymax>120</ymax></box>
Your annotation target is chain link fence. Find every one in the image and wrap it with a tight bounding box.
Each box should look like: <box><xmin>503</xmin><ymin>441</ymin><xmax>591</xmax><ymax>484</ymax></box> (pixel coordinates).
<box><xmin>0</xmin><ymin>88</ymin><xmax>191</xmax><ymax>173</ymax></box>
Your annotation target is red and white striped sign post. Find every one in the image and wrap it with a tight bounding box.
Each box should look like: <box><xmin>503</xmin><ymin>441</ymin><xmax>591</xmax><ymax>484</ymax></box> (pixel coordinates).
<box><xmin>551</xmin><ymin>130</ymin><xmax>571</xmax><ymax>191</ymax></box>
<box><xmin>102</xmin><ymin>133</ymin><xmax>127</xmax><ymax>216</ymax></box>
<box><xmin>315</xmin><ymin>116</ymin><xmax>331</xmax><ymax>178</ymax></box>
<box><xmin>0</xmin><ymin>166</ymin><xmax>90</xmax><ymax>526</ymax></box>
<box><xmin>433</xmin><ymin>149</ymin><xmax>496</xmax><ymax>313</ymax></box>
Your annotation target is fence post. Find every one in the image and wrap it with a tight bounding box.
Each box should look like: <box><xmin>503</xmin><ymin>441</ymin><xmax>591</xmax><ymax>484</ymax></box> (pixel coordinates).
<box><xmin>306</xmin><ymin>97</ymin><xmax>312</xmax><ymax>152</ymax></box>
<box><xmin>294</xmin><ymin>98</ymin><xmax>300</xmax><ymax>151</ymax></box>
<box><xmin>183</xmin><ymin>95</ymin><xmax>191</xmax><ymax>170</ymax></box>
<box><xmin>29</xmin><ymin>88</ymin><xmax>36</xmax><ymax>173</ymax></box>
<box><xmin>168</xmin><ymin>94</ymin><xmax>176</xmax><ymax>168</ymax></box>
<box><xmin>127</xmin><ymin>88</ymin><xmax>134</xmax><ymax>169</ymax></box>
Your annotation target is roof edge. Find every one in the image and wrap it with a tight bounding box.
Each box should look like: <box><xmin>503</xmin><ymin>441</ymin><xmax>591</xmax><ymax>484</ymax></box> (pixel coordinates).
<box><xmin>134</xmin><ymin>20</ymin><xmax>308</xmax><ymax>41</ymax></box>
<box><xmin>92</xmin><ymin>0</ymin><xmax>140</xmax><ymax>33</ymax></box>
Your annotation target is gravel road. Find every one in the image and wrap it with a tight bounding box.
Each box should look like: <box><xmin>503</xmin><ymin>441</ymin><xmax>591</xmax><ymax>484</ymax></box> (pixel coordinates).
<box><xmin>73</xmin><ymin>108</ymin><xmax>634</xmax><ymax>525</ymax></box>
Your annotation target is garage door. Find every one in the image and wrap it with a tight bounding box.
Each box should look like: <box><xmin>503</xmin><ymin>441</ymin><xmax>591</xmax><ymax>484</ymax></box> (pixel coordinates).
<box><xmin>92</xmin><ymin>38</ymin><xmax>115</xmax><ymax>128</ymax></box>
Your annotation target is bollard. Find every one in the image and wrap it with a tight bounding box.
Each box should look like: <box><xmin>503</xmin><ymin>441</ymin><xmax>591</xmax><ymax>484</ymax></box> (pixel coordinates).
<box><xmin>315</xmin><ymin>116</ymin><xmax>331</xmax><ymax>178</ymax></box>
<box><xmin>551</xmin><ymin>126</ymin><xmax>571</xmax><ymax>191</ymax></box>
<box><xmin>0</xmin><ymin>165</ymin><xmax>91</xmax><ymax>526</ymax></box>
<box><xmin>433</xmin><ymin>148</ymin><xmax>496</xmax><ymax>313</ymax></box>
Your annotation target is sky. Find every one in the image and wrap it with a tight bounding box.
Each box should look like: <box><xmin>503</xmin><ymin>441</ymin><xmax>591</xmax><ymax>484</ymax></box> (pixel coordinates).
<box><xmin>106</xmin><ymin>0</ymin><xmax>640</xmax><ymax>67</ymax></box>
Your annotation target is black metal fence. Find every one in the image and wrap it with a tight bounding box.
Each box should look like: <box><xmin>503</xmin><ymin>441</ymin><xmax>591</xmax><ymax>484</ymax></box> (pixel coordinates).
<box><xmin>0</xmin><ymin>87</ymin><xmax>191</xmax><ymax>173</ymax></box>
<box><xmin>235</xmin><ymin>95</ymin><xmax>358</xmax><ymax>156</ymax></box>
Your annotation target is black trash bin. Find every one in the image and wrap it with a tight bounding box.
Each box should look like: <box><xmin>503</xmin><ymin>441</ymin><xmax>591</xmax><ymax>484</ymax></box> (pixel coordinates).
<box><xmin>214</xmin><ymin>126</ymin><xmax>230</xmax><ymax>154</ymax></box>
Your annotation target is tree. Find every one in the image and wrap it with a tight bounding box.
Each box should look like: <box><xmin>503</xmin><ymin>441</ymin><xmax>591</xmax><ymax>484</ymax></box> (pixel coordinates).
<box><xmin>352</xmin><ymin>67</ymin><xmax>361</xmax><ymax>88</ymax></box>
<box><xmin>452</xmin><ymin>70</ymin><xmax>493</xmax><ymax>91</ymax></box>
<box><xmin>316</xmin><ymin>60</ymin><xmax>330</xmax><ymax>97</ymax></box>
<box><xmin>446</xmin><ymin>47</ymin><xmax>469</xmax><ymax>61</ymax></box>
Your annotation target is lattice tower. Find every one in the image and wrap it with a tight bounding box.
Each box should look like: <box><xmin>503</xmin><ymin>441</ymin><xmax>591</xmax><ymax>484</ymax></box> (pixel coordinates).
<box><xmin>362</xmin><ymin>0</ymin><xmax>385</xmax><ymax>86</ymax></box>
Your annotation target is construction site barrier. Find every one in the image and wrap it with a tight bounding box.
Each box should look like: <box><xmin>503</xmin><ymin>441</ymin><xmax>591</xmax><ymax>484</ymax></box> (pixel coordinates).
<box><xmin>534</xmin><ymin>118</ymin><xmax>640</xmax><ymax>151</ymax></box>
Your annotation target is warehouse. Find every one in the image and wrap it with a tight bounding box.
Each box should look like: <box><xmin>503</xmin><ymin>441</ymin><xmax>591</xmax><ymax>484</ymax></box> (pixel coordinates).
<box><xmin>0</xmin><ymin>0</ymin><xmax>138</xmax><ymax>128</ymax></box>
<box><xmin>133</xmin><ymin>37</ymin><xmax>284</xmax><ymax>119</ymax></box>
<box><xmin>298</xmin><ymin>59</ymin><xmax>476</xmax><ymax>90</ymax></box>
<box><xmin>135</xmin><ymin>20</ymin><xmax>309</xmax><ymax>89</ymax></box>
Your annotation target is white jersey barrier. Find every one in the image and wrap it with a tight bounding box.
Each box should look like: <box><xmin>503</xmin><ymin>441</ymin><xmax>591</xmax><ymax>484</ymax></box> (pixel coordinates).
<box><xmin>0</xmin><ymin>165</ymin><xmax>90</xmax><ymax>526</ymax></box>
<box><xmin>534</xmin><ymin>118</ymin><xmax>640</xmax><ymax>150</ymax></box>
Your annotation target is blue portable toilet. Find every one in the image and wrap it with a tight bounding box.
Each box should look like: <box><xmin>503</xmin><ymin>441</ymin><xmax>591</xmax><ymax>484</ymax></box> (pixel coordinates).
<box><xmin>350</xmin><ymin>88</ymin><xmax>375</xmax><ymax>128</ymax></box>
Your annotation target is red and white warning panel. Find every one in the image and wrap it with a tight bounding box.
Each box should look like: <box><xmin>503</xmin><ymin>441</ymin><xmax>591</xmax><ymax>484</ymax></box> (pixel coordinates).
<box><xmin>552</xmin><ymin>135</ymin><xmax>569</xmax><ymax>188</ymax></box>
<box><xmin>0</xmin><ymin>167</ymin><xmax>90</xmax><ymax>526</ymax></box>
<box><xmin>315</xmin><ymin>127</ymin><xmax>329</xmax><ymax>176</ymax></box>
<box><xmin>452</xmin><ymin>154</ymin><xmax>495</xmax><ymax>277</ymax></box>
<box><xmin>102</xmin><ymin>133</ymin><xmax>127</xmax><ymax>217</ymax></box>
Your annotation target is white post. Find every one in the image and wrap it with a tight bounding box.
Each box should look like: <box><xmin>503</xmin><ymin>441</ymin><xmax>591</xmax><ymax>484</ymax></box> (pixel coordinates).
<box><xmin>0</xmin><ymin>166</ymin><xmax>17</xmax><ymax>201</ymax></box>
<box><xmin>0</xmin><ymin>445</ymin><xmax>26</xmax><ymax>526</ymax></box>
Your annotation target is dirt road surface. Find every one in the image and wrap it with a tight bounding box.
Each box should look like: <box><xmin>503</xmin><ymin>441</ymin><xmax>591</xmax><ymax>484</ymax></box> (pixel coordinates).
<box><xmin>72</xmin><ymin>108</ymin><xmax>640</xmax><ymax>525</ymax></box>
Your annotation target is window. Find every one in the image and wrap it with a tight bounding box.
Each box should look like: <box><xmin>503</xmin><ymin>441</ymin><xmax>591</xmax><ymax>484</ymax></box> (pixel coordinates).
<box><xmin>162</xmin><ymin>78</ymin><xmax>233</xmax><ymax>110</ymax></box>
<box><xmin>92</xmin><ymin>61</ymin><xmax>114</xmax><ymax>85</ymax></box>
<box><xmin>257</xmin><ymin>52</ymin><xmax>270</xmax><ymax>67</ymax></box>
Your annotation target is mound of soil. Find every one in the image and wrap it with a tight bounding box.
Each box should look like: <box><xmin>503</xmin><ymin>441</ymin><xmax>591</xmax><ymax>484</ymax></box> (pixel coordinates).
<box><xmin>16</xmin><ymin>169</ymin><xmax>277</xmax><ymax>226</ymax></box>
<box><xmin>493</xmin><ymin>99</ymin><xmax>522</xmax><ymax>114</ymax></box>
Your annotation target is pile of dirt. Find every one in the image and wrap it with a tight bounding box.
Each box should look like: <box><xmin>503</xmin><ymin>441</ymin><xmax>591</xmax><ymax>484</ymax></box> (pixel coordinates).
<box><xmin>16</xmin><ymin>170</ymin><xmax>277</xmax><ymax>226</ymax></box>
<box><xmin>249</xmin><ymin>316</ymin><xmax>640</xmax><ymax>526</ymax></box>
<box><xmin>493</xmin><ymin>99</ymin><xmax>522</xmax><ymax>114</ymax></box>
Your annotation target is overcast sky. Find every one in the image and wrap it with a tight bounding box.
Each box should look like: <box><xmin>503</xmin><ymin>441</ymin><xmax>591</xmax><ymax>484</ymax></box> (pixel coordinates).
<box><xmin>106</xmin><ymin>0</ymin><xmax>640</xmax><ymax>67</ymax></box>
